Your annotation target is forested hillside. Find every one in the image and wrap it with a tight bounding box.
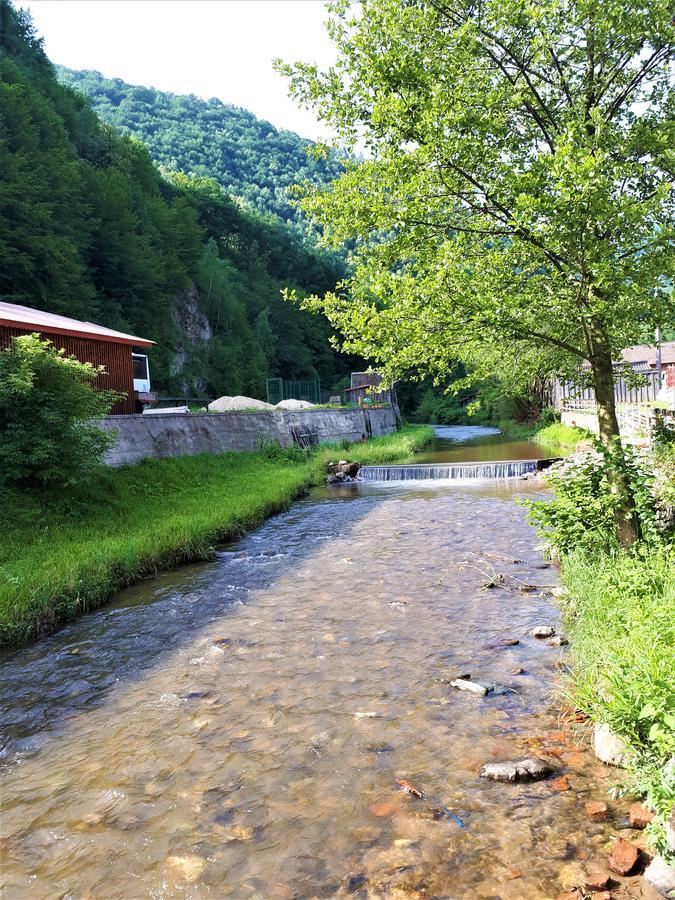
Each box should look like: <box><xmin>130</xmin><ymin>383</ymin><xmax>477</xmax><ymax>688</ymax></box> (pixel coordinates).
<box><xmin>57</xmin><ymin>66</ymin><xmax>344</xmax><ymax>230</ymax></box>
<box><xmin>0</xmin><ymin>1</ymin><xmax>352</xmax><ymax>397</ymax></box>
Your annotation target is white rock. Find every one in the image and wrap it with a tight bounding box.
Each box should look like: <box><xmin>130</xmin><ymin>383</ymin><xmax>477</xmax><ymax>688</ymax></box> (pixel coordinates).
<box><xmin>450</xmin><ymin>678</ymin><xmax>491</xmax><ymax>696</ymax></box>
<box><xmin>666</xmin><ymin>805</ymin><xmax>675</xmax><ymax>854</ymax></box>
<box><xmin>644</xmin><ymin>855</ymin><xmax>675</xmax><ymax>898</ymax></box>
<box><xmin>479</xmin><ymin>758</ymin><xmax>554</xmax><ymax>782</ymax></box>
<box><xmin>593</xmin><ymin>723</ymin><xmax>630</xmax><ymax>767</ymax></box>
<box><xmin>530</xmin><ymin>625</ymin><xmax>555</xmax><ymax>638</ymax></box>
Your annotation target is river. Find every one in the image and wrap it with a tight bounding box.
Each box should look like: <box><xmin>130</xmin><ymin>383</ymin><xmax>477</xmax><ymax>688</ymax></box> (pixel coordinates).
<box><xmin>0</xmin><ymin>427</ymin><xmax>630</xmax><ymax>898</ymax></box>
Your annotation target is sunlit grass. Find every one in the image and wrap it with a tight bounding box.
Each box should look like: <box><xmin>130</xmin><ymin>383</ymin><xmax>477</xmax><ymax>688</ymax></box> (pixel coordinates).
<box><xmin>0</xmin><ymin>426</ymin><xmax>434</xmax><ymax>647</ymax></box>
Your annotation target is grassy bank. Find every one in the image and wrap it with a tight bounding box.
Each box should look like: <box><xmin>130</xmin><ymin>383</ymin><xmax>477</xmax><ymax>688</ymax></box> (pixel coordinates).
<box><xmin>528</xmin><ymin>430</ymin><xmax>675</xmax><ymax>862</ymax></box>
<box><xmin>0</xmin><ymin>425</ymin><xmax>433</xmax><ymax>648</ymax></box>
<box><xmin>497</xmin><ymin>418</ymin><xmax>589</xmax><ymax>450</ymax></box>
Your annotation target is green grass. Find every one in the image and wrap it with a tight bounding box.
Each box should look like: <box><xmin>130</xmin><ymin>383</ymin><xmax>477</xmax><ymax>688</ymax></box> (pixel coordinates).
<box><xmin>532</xmin><ymin>421</ymin><xmax>590</xmax><ymax>450</ymax></box>
<box><xmin>558</xmin><ymin>545</ymin><xmax>675</xmax><ymax>859</ymax></box>
<box><xmin>0</xmin><ymin>425</ymin><xmax>433</xmax><ymax>648</ymax></box>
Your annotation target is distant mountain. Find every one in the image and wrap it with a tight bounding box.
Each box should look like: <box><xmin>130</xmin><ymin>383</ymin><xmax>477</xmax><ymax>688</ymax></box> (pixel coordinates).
<box><xmin>57</xmin><ymin>67</ymin><xmax>344</xmax><ymax>229</ymax></box>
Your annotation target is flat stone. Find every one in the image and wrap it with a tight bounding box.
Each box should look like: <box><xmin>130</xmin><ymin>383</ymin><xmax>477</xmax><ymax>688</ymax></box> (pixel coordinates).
<box><xmin>584</xmin><ymin>871</ymin><xmax>610</xmax><ymax>891</ymax></box>
<box><xmin>557</xmin><ymin>891</ymin><xmax>584</xmax><ymax>900</ymax></box>
<box><xmin>585</xmin><ymin>801</ymin><xmax>609</xmax><ymax>822</ymax></box>
<box><xmin>628</xmin><ymin>802</ymin><xmax>653</xmax><ymax>829</ymax></box>
<box><xmin>479</xmin><ymin>757</ymin><xmax>554</xmax><ymax>783</ymax></box>
<box><xmin>644</xmin><ymin>854</ymin><xmax>675</xmax><ymax>898</ymax></box>
<box><xmin>531</xmin><ymin>625</ymin><xmax>556</xmax><ymax>638</ymax></box>
<box><xmin>450</xmin><ymin>678</ymin><xmax>491</xmax><ymax>696</ymax></box>
<box><xmin>483</xmin><ymin>638</ymin><xmax>520</xmax><ymax>650</ymax></box>
<box><xmin>166</xmin><ymin>854</ymin><xmax>206</xmax><ymax>882</ymax></box>
<box><xmin>594</xmin><ymin>723</ymin><xmax>629</xmax><ymax>767</ymax></box>
<box><xmin>608</xmin><ymin>837</ymin><xmax>639</xmax><ymax>876</ymax></box>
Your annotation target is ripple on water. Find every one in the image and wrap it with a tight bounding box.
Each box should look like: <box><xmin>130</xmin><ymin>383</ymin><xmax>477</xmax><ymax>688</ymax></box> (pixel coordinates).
<box><xmin>0</xmin><ymin>482</ymin><xmax>632</xmax><ymax>897</ymax></box>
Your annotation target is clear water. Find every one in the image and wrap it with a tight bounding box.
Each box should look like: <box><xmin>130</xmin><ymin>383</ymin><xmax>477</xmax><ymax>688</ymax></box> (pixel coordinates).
<box><xmin>0</xmin><ymin>431</ymin><xmax>630</xmax><ymax>898</ymax></box>
<box><xmin>412</xmin><ymin>425</ymin><xmax>552</xmax><ymax>465</ymax></box>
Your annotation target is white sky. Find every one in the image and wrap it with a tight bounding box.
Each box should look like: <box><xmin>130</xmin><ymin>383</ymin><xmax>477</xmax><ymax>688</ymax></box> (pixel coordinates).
<box><xmin>18</xmin><ymin>0</ymin><xmax>337</xmax><ymax>141</ymax></box>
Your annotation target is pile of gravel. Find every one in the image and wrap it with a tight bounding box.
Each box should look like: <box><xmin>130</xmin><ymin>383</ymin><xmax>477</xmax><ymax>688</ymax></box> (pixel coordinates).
<box><xmin>208</xmin><ymin>395</ymin><xmax>275</xmax><ymax>412</ymax></box>
<box><xmin>275</xmin><ymin>399</ymin><xmax>316</xmax><ymax>410</ymax></box>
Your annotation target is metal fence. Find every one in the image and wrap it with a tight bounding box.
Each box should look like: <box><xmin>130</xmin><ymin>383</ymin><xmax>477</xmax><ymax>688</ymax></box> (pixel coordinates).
<box><xmin>554</xmin><ymin>370</ymin><xmax>660</xmax><ymax>409</ymax></box>
<box><xmin>266</xmin><ymin>378</ymin><xmax>321</xmax><ymax>406</ymax></box>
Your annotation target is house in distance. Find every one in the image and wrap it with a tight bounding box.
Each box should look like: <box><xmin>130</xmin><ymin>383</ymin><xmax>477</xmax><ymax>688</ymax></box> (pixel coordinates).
<box><xmin>0</xmin><ymin>301</ymin><xmax>155</xmax><ymax>414</ymax></box>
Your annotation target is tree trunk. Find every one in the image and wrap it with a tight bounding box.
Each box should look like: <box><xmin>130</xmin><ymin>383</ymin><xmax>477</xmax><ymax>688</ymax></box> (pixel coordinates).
<box><xmin>587</xmin><ymin>318</ymin><xmax>639</xmax><ymax>549</ymax></box>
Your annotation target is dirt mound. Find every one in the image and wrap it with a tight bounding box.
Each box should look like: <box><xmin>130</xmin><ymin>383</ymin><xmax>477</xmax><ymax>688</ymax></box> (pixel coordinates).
<box><xmin>275</xmin><ymin>399</ymin><xmax>316</xmax><ymax>410</ymax></box>
<box><xmin>208</xmin><ymin>395</ymin><xmax>274</xmax><ymax>412</ymax></box>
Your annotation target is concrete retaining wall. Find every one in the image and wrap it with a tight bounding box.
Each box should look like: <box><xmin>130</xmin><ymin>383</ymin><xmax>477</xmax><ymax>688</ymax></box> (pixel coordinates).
<box><xmin>99</xmin><ymin>406</ymin><xmax>398</xmax><ymax>467</ymax></box>
<box><xmin>561</xmin><ymin>410</ymin><xmax>600</xmax><ymax>435</ymax></box>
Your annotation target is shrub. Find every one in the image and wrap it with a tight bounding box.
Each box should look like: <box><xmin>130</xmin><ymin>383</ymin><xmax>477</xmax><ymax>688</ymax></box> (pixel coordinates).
<box><xmin>0</xmin><ymin>333</ymin><xmax>119</xmax><ymax>490</ymax></box>
<box><xmin>524</xmin><ymin>442</ymin><xmax>661</xmax><ymax>554</ymax></box>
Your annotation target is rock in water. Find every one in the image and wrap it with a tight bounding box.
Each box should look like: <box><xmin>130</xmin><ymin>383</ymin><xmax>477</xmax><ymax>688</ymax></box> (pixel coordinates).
<box><xmin>450</xmin><ymin>678</ymin><xmax>491</xmax><ymax>696</ymax></box>
<box><xmin>607</xmin><ymin>837</ymin><xmax>639</xmax><ymax>876</ymax></box>
<box><xmin>166</xmin><ymin>854</ymin><xmax>206</xmax><ymax>882</ymax></box>
<box><xmin>628</xmin><ymin>802</ymin><xmax>654</xmax><ymax>829</ymax></box>
<box><xmin>644</xmin><ymin>855</ymin><xmax>675</xmax><ymax>898</ymax></box>
<box><xmin>479</xmin><ymin>758</ymin><xmax>554</xmax><ymax>782</ymax></box>
<box><xmin>585</xmin><ymin>800</ymin><xmax>609</xmax><ymax>822</ymax></box>
<box><xmin>530</xmin><ymin>625</ymin><xmax>555</xmax><ymax>638</ymax></box>
<box><xmin>593</xmin><ymin>723</ymin><xmax>630</xmax><ymax>767</ymax></box>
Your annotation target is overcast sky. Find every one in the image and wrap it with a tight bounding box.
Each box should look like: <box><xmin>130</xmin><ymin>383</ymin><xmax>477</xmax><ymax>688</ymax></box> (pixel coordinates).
<box><xmin>18</xmin><ymin>0</ymin><xmax>337</xmax><ymax>141</ymax></box>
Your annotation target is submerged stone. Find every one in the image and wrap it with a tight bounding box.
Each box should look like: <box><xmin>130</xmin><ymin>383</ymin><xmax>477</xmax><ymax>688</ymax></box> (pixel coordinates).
<box><xmin>479</xmin><ymin>757</ymin><xmax>554</xmax><ymax>782</ymax></box>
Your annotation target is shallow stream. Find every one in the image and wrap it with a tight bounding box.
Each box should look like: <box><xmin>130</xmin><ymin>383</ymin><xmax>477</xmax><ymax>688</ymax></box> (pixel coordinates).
<box><xmin>0</xmin><ymin>428</ymin><xmax>637</xmax><ymax>898</ymax></box>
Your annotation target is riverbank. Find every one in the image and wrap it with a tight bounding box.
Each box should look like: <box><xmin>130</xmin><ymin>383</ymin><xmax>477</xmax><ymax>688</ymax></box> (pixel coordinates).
<box><xmin>0</xmin><ymin>425</ymin><xmax>434</xmax><ymax>648</ymax></box>
<box><xmin>528</xmin><ymin>432</ymin><xmax>675</xmax><ymax>888</ymax></box>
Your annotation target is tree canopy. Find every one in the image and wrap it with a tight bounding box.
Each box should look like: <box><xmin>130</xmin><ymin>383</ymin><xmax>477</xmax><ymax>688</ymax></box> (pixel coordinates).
<box><xmin>280</xmin><ymin>0</ymin><xmax>674</xmax><ymax>544</ymax></box>
<box><xmin>57</xmin><ymin>66</ymin><xmax>346</xmax><ymax>234</ymax></box>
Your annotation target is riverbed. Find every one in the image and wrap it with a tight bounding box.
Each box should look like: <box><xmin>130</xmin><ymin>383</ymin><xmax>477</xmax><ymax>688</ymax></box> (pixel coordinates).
<box><xmin>0</xmin><ymin>428</ymin><xmax>635</xmax><ymax>897</ymax></box>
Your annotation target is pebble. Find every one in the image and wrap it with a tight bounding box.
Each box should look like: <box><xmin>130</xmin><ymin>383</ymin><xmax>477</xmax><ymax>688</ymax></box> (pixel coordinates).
<box><xmin>511</xmin><ymin>667</ymin><xmax>525</xmax><ymax>675</ymax></box>
<box><xmin>166</xmin><ymin>854</ymin><xmax>206</xmax><ymax>882</ymax></box>
<box><xmin>608</xmin><ymin>837</ymin><xmax>639</xmax><ymax>876</ymax></box>
<box><xmin>556</xmin><ymin>890</ymin><xmax>584</xmax><ymax>900</ymax></box>
<box><xmin>479</xmin><ymin>757</ymin><xmax>554</xmax><ymax>782</ymax></box>
<box><xmin>585</xmin><ymin>801</ymin><xmax>609</xmax><ymax>822</ymax></box>
<box><xmin>547</xmin><ymin>636</ymin><xmax>569</xmax><ymax>647</ymax></box>
<box><xmin>628</xmin><ymin>802</ymin><xmax>653</xmax><ymax>829</ymax></box>
<box><xmin>396</xmin><ymin>780</ymin><xmax>425</xmax><ymax>799</ymax></box>
<box><xmin>531</xmin><ymin>625</ymin><xmax>556</xmax><ymax>638</ymax></box>
<box><xmin>550</xmin><ymin>775</ymin><xmax>571</xmax><ymax>792</ymax></box>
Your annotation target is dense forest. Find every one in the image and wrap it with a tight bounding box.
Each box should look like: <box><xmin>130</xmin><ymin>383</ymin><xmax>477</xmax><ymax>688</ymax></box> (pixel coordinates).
<box><xmin>57</xmin><ymin>66</ymin><xmax>345</xmax><ymax>232</ymax></box>
<box><xmin>0</xmin><ymin>1</ymin><xmax>354</xmax><ymax>398</ymax></box>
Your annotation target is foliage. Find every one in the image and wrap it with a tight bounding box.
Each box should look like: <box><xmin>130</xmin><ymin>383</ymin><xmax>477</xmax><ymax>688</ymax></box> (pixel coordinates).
<box><xmin>525</xmin><ymin>444</ymin><xmax>661</xmax><ymax>553</ymax></box>
<box><xmin>560</xmin><ymin>546</ymin><xmax>675</xmax><ymax>859</ymax></box>
<box><xmin>532</xmin><ymin>422</ymin><xmax>589</xmax><ymax>451</ymax></box>
<box><xmin>279</xmin><ymin>0</ymin><xmax>673</xmax><ymax>383</ymax></box>
<box><xmin>0</xmin><ymin>334</ymin><xmax>117</xmax><ymax>490</ymax></box>
<box><xmin>57</xmin><ymin>65</ymin><xmax>345</xmax><ymax>233</ymax></box>
<box><xmin>0</xmin><ymin>1</ymin><xmax>353</xmax><ymax>399</ymax></box>
<box><xmin>652</xmin><ymin>420</ymin><xmax>675</xmax><ymax>511</ymax></box>
<box><xmin>0</xmin><ymin>425</ymin><xmax>433</xmax><ymax>646</ymax></box>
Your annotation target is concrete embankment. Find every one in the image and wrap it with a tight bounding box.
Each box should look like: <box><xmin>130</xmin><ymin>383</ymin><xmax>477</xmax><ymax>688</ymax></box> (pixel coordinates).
<box><xmin>99</xmin><ymin>406</ymin><xmax>397</xmax><ymax>467</ymax></box>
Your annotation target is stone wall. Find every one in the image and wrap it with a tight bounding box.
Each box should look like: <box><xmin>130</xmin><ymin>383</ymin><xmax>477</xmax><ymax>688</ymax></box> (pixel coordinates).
<box><xmin>99</xmin><ymin>406</ymin><xmax>398</xmax><ymax>467</ymax></box>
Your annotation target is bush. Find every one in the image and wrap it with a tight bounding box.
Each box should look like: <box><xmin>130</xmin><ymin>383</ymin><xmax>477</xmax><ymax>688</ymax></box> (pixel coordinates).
<box><xmin>524</xmin><ymin>442</ymin><xmax>661</xmax><ymax>554</ymax></box>
<box><xmin>0</xmin><ymin>334</ymin><xmax>119</xmax><ymax>490</ymax></box>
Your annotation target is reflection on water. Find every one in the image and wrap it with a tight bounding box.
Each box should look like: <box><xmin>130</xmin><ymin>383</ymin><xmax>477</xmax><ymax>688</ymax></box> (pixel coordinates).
<box><xmin>412</xmin><ymin>424</ymin><xmax>552</xmax><ymax>465</ymax></box>
<box><xmin>0</xmin><ymin>475</ymin><xmax>628</xmax><ymax>898</ymax></box>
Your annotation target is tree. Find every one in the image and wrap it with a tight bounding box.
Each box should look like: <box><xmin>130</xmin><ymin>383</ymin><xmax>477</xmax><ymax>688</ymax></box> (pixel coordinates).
<box><xmin>0</xmin><ymin>334</ymin><xmax>118</xmax><ymax>490</ymax></box>
<box><xmin>279</xmin><ymin>0</ymin><xmax>674</xmax><ymax>547</ymax></box>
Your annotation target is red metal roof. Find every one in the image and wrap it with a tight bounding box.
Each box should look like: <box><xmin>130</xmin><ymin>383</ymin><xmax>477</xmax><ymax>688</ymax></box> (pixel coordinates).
<box><xmin>0</xmin><ymin>301</ymin><xmax>155</xmax><ymax>347</ymax></box>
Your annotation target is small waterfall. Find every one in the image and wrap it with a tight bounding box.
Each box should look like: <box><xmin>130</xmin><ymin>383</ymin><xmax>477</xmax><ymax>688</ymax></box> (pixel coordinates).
<box><xmin>360</xmin><ymin>459</ymin><xmax>540</xmax><ymax>481</ymax></box>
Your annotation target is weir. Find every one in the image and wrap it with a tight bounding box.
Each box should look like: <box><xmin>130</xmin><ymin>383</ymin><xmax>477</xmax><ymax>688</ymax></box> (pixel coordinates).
<box><xmin>360</xmin><ymin>458</ymin><xmax>546</xmax><ymax>481</ymax></box>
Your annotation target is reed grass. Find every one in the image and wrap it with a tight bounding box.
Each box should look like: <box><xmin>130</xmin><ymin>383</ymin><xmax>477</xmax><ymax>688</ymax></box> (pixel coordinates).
<box><xmin>0</xmin><ymin>425</ymin><xmax>433</xmax><ymax>647</ymax></box>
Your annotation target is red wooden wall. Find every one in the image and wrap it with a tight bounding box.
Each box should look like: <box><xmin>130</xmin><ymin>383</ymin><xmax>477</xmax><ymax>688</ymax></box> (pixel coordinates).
<box><xmin>0</xmin><ymin>327</ymin><xmax>136</xmax><ymax>415</ymax></box>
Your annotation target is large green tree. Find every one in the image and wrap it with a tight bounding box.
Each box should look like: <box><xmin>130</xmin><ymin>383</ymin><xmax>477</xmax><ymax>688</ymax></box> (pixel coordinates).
<box><xmin>280</xmin><ymin>0</ymin><xmax>674</xmax><ymax>546</ymax></box>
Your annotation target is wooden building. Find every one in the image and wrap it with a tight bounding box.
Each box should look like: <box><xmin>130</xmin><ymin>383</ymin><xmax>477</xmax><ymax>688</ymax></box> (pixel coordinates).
<box><xmin>0</xmin><ymin>301</ymin><xmax>154</xmax><ymax>415</ymax></box>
